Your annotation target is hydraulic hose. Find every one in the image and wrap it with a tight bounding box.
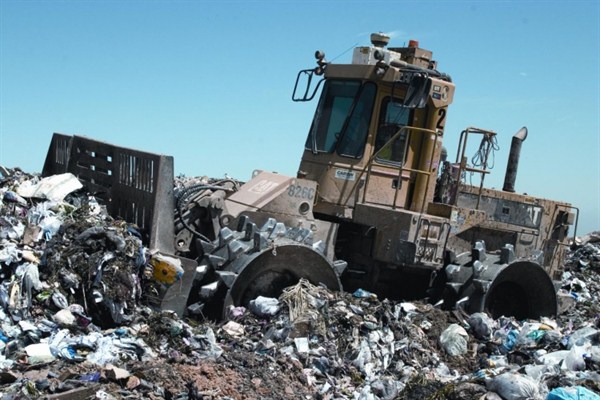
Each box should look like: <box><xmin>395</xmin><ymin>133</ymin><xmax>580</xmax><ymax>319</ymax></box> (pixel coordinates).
<box><xmin>175</xmin><ymin>181</ymin><xmax>238</xmax><ymax>243</ymax></box>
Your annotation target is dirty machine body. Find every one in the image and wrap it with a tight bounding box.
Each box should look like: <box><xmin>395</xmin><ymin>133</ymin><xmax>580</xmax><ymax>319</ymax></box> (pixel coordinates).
<box><xmin>44</xmin><ymin>33</ymin><xmax>576</xmax><ymax>319</ymax></box>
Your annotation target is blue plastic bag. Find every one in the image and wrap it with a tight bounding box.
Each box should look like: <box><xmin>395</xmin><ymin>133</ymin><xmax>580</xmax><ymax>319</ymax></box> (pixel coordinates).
<box><xmin>547</xmin><ymin>386</ymin><xmax>600</xmax><ymax>400</ymax></box>
<box><xmin>501</xmin><ymin>329</ymin><xmax>518</xmax><ymax>353</ymax></box>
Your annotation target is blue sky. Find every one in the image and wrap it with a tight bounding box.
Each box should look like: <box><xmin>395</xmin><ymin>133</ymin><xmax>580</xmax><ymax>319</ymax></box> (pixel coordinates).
<box><xmin>1</xmin><ymin>1</ymin><xmax>598</xmax><ymax>235</ymax></box>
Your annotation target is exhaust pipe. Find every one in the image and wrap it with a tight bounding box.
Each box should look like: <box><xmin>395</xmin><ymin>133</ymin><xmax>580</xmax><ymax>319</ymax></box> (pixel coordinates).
<box><xmin>503</xmin><ymin>127</ymin><xmax>528</xmax><ymax>192</ymax></box>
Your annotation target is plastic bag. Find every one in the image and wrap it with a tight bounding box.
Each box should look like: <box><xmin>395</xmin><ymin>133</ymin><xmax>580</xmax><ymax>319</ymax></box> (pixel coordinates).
<box><xmin>564</xmin><ymin>342</ymin><xmax>591</xmax><ymax>371</ymax></box>
<box><xmin>516</xmin><ymin>322</ymin><xmax>542</xmax><ymax>348</ymax></box>
<box><xmin>25</xmin><ymin>343</ymin><xmax>56</xmax><ymax>364</ymax></box>
<box><xmin>501</xmin><ymin>329</ymin><xmax>519</xmax><ymax>353</ymax></box>
<box><xmin>38</xmin><ymin>215</ymin><xmax>62</xmax><ymax>241</ymax></box>
<box><xmin>567</xmin><ymin>326</ymin><xmax>598</xmax><ymax>349</ymax></box>
<box><xmin>353</xmin><ymin>288</ymin><xmax>377</xmax><ymax>299</ymax></box>
<box><xmin>0</xmin><ymin>241</ymin><xmax>21</xmax><ymax>264</ymax></box>
<box><xmin>537</xmin><ymin>350</ymin><xmax>570</xmax><ymax>367</ymax></box>
<box><xmin>469</xmin><ymin>312</ymin><xmax>495</xmax><ymax>340</ymax></box>
<box><xmin>249</xmin><ymin>296</ymin><xmax>280</xmax><ymax>317</ymax></box>
<box><xmin>547</xmin><ymin>386</ymin><xmax>600</xmax><ymax>400</ymax></box>
<box><xmin>524</xmin><ymin>364</ymin><xmax>560</xmax><ymax>381</ymax></box>
<box><xmin>439</xmin><ymin>324</ymin><xmax>468</xmax><ymax>356</ymax></box>
<box><xmin>0</xmin><ymin>219</ymin><xmax>25</xmax><ymax>240</ymax></box>
<box><xmin>2</xmin><ymin>190</ymin><xmax>27</xmax><ymax>206</ymax></box>
<box><xmin>487</xmin><ymin>372</ymin><xmax>542</xmax><ymax>400</ymax></box>
<box><xmin>487</xmin><ymin>355</ymin><xmax>508</xmax><ymax>368</ymax></box>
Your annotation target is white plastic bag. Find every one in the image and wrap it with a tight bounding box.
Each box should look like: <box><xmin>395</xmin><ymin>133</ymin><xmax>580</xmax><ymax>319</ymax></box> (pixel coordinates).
<box><xmin>487</xmin><ymin>372</ymin><xmax>543</xmax><ymax>400</ymax></box>
<box><xmin>439</xmin><ymin>323</ymin><xmax>468</xmax><ymax>356</ymax></box>
<box><xmin>567</xmin><ymin>326</ymin><xmax>598</xmax><ymax>349</ymax></box>
<box><xmin>564</xmin><ymin>341</ymin><xmax>591</xmax><ymax>371</ymax></box>
<box><xmin>249</xmin><ymin>296</ymin><xmax>281</xmax><ymax>317</ymax></box>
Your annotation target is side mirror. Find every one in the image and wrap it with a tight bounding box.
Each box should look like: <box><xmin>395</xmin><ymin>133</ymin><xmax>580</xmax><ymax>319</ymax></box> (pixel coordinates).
<box><xmin>293</xmin><ymin>51</ymin><xmax>328</xmax><ymax>102</ymax></box>
<box><xmin>403</xmin><ymin>74</ymin><xmax>432</xmax><ymax>108</ymax></box>
<box><xmin>292</xmin><ymin>69</ymin><xmax>325</xmax><ymax>102</ymax></box>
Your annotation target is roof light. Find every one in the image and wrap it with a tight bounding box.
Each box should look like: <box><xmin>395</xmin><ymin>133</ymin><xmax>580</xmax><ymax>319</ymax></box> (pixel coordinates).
<box><xmin>370</xmin><ymin>32</ymin><xmax>390</xmax><ymax>48</ymax></box>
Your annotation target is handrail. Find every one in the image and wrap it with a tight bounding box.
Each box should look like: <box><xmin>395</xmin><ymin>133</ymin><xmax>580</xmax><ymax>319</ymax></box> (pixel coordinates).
<box><xmin>342</xmin><ymin>125</ymin><xmax>440</xmax><ymax>212</ymax></box>
<box><xmin>538</xmin><ymin>204</ymin><xmax>579</xmax><ymax>278</ymax></box>
<box><xmin>549</xmin><ymin>204</ymin><xmax>579</xmax><ymax>247</ymax></box>
<box><xmin>569</xmin><ymin>205</ymin><xmax>579</xmax><ymax>245</ymax></box>
<box><xmin>454</xmin><ymin>127</ymin><xmax>497</xmax><ymax>209</ymax></box>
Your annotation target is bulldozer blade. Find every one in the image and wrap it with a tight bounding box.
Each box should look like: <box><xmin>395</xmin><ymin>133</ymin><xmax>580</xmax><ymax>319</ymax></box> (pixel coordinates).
<box><xmin>42</xmin><ymin>133</ymin><xmax>200</xmax><ymax>318</ymax></box>
<box><xmin>159</xmin><ymin>254</ymin><xmax>198</xmax><ymax>317</ymax></box>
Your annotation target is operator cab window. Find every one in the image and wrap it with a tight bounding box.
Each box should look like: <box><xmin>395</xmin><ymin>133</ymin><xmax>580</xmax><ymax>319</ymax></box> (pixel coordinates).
<box><xmin>305</xmin><ymin>80</ymin><xmax>376</xmax><ymax>159</ymax></box>
<box><xmin>374</xmin><ymin>97</ymin><xmax>412</xmax><ymax>165</ymax></box>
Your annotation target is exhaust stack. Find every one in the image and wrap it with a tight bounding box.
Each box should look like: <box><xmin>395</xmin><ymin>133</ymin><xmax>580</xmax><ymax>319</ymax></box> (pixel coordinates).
<box><xmin>503</xmin><ymin>127</ymin><xmax>528</xmax><ymax>192</ymax></box>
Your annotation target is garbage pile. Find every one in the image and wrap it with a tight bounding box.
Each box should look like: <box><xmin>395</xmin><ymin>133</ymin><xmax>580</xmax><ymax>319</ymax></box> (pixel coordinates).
<box><xmin>559</xmin><ymin>232</ymin><xmax>600</xmax><ymax>325</ymax></box>
<box><xmin>1</xmin><ymin>167</ymin><xmax>600</xmax><ymax>399</ymax></box>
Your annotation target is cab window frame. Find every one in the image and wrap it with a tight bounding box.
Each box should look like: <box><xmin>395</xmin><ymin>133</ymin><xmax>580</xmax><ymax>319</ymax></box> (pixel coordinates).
<box><xmin>304</xmin><ymin>79</ymin><xmax>377</xmax><ymax>160</ymax></box>
<box><xmin>373</xmin><ymin>96</ymin><xmax>413</xmax><ymax>166</ymax></box>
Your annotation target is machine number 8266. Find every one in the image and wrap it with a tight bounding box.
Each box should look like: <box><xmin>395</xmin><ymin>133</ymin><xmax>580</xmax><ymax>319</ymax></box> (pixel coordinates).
<box><xmin>288</xmin><ymin>184</ymin><xmax>315</xmax><ymax>200</ymax></box>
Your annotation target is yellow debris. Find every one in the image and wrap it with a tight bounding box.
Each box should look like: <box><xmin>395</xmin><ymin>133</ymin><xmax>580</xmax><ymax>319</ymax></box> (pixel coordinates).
<box><xmin>149</xmin><ymin>253</ymin><xmax>184</xmax><ymax>286</ymax></box>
